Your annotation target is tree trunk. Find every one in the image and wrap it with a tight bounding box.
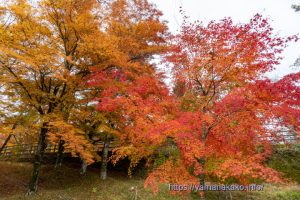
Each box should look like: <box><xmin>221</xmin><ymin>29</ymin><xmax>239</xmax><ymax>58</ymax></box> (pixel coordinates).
<box><xmin>0</xmin><ymin>135</ymin><xmax>13</xmax><ymax>154</ymax></box>
<box><xmin>100</xmin><ymin>136</ymin><xmax>111</xmax><ymax>180</ymax></box>
<box><xmin>0</xmin><ymin>125</ymin><xmax>18</xmax><ymax>154</ymax></box>
<box><xmin>27</xmin><ymin>123</ymin><xmax>48</xmax><ymax>195</ymax></box>
<box><xmin>199</xmin><ymin>157</ymin><xmax>206</xmax><ymax>200</ymax></box>
<box><xmin>199</xmin><ymin>122</ymin><xmax>207</xmax><ymax>200</ymax></box>
<box><xmin>80</xmin><ymin>159</ymin><xmax>87</xmax><ymax>175</ymax></box>
<box><xmin>55</xmin><ymin>140</ymin><xmax>65</xmax><ymax>168</ymax></box>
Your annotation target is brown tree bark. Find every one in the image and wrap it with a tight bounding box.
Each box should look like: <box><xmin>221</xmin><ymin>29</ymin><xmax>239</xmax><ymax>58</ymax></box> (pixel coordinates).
<box><xmin>199</xmin><ymin>122</ymin><xmax>207</xmax><ymax>200</ymax></box>
<box><xmin>80</xmin><ymin>159</ymin><xmax>88</xmax><ymax>175</ymax></box>
<box><xmin>55</xmin><ymin>140</ymin><xmax>65</xmax><ymax>168</ymax></box>
<box><xmin>100</xmin><ymin>136</ymin><xmax>111</xmax><ymax>180</ymax></box>
<box><xmin>27</xmin><ymin>123</ymin><xmax>48</xmax><ymax>195</ymax></box>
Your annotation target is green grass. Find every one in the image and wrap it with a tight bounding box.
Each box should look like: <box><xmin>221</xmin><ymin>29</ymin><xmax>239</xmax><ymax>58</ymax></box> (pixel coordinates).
<box><xmin>0</xmin><ymin>161</ymin><xmax>300</xmax><ymax>200</ymax></box>
<box><xmin>204</xmin><ymin>184</ymin><xmax>300</xmax><ymax>200</ymax></box>
<box><xmin>0</xmin><ymin>161</ymin><xmax>185</xmax><ymax>200</ymax></box>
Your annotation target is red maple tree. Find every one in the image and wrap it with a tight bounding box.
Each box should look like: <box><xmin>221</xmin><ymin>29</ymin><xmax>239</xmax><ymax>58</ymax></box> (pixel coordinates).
<box><xmin>144</xmin><ymin>14</ymin><xmax>299</xmax><ymax>199</ymax></box>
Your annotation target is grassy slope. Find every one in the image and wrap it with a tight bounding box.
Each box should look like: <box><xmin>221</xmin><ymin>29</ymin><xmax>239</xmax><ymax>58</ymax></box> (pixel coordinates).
<box><xmin>0</xmin><ymin>161</ymin><xmax>300</xmax><ymax>200</ymax></box>
<box><xmin>0</xmin><ymin>161</ymin><xmax>184</xmax><ymax>200</ymax></box>
<box><xmin>267</xmin><ymin>144</ymin><xmax>300</xmax><ymax>184</ymax></box>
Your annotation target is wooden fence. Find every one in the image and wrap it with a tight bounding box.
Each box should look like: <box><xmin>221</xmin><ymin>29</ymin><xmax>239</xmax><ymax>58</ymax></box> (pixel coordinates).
<box><xmin>0</xmin><ymin>141</ymin><xmax>117</xmax><ymax>161</ymax></box>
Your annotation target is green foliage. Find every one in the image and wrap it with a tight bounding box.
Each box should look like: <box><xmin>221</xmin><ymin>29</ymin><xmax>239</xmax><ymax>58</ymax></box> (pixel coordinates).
<box><xmin>149</xmin><ymin>138</ymin><xmax>180</xmax><ymax>171</ymax></box>
<box><xmin>268</xmin><ymin>143</ymin><xmax>300</xmax><ymax>183</ymax></box>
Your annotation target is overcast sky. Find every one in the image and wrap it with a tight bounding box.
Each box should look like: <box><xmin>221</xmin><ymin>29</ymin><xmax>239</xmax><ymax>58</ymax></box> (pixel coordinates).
<box><xmin>150</xmin><ymin>0</ymin><xmax>300</xmax><ymax>80</ymax></box>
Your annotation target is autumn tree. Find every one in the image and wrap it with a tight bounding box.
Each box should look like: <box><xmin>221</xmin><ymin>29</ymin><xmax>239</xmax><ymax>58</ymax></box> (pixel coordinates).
<box><xmin>65</xmin><ymin>100</ymin><xmax>121</xmax><ymax>177</ymax></box>
<box><xmin>144</xmin><ymin>14</ymin><xmax>299</xmax><ymax>199</ymax></box>
<box><xmin>89</xmin><ymin>0</ymin><xmax>174</xmax><ymax>176</ymax></box>
<box><xmin>0</xmin><ymin>0</ymin><xmax>115</xmax><ymax>194</ymax></box>
<box><xmin>0</xmin><ymin>107</ymin><xmax>40</xmax><ymax>146</ymax></box>
<box><xmin>0</xmin><ymin>0</ymin><xmax>171</xmax><ymax>193</ymax></box>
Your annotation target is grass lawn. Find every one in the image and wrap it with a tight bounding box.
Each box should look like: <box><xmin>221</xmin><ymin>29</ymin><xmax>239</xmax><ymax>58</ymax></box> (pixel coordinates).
<box><xmin>0</xmin><ymin>161</ymin><xmax>300</xmax><ymax>200</ymax></box>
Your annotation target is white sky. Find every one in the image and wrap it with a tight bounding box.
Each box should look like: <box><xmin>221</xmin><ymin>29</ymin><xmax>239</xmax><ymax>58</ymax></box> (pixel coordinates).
<box><xmin>150</xmin><ymin>0</ymin><xmax>300</xmax><ymax>80</ymax></box>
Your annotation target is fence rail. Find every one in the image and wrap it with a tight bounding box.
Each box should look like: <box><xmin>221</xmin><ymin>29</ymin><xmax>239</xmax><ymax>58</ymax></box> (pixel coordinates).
<box><xmin>0</xmin><ymin>141</ymin><xmax>117</xmax><ymax>160</ymax></box>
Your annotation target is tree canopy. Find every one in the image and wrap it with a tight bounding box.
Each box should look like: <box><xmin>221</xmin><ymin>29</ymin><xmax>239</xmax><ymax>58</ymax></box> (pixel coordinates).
<box><xmin>0</xmin><ymin>1</ymin><xmax>299</xmax><ymax>199</ymax></box>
